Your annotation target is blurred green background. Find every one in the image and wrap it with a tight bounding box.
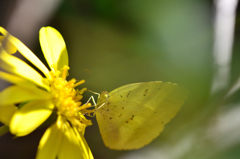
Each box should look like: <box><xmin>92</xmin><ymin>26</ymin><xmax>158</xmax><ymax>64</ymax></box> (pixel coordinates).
<box><xmin>2</xmin><ymin>0</ymin><xmax>240</xmax><ymax>159</ymax></box>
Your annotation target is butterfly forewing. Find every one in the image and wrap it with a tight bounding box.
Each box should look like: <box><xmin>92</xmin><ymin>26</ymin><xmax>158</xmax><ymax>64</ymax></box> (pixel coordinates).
<box><xmin>96</xmin><ymin>81</ymin><xmax>188</xmax><ymax>150</ymax></box>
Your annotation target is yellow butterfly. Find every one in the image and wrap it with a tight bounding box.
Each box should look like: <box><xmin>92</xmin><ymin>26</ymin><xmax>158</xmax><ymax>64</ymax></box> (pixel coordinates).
<box><xmin>95</xmin><ymin>81</ymin><xmax>188</xmax><ymax>150</ymax></box>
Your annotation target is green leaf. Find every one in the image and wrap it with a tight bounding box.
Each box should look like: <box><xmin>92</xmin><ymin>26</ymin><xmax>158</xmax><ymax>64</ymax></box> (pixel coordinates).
<box><xmin>0</xmin><ymin>125</ymin><xmax>9</xmax><ymax>136</ymax></box>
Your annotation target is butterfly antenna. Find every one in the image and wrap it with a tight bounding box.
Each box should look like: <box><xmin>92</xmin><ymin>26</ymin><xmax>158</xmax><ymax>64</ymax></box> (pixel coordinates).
<box><xmin>84</xmin><ymin>69</ymin><xmax>105</xmax><ymax>90</ymax></box>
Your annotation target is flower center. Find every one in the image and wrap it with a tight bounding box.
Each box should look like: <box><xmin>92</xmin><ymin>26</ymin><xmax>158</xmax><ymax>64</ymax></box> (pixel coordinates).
<box><xmin>49</xmin><ymin>65</ymin><xmax>93</xmax><ymax>132</ymax></box>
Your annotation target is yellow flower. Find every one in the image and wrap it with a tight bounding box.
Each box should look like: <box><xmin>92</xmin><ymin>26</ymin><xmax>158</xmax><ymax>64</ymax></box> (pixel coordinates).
<box><xmin>0</xmin><ymin>26</ymin><xmax>94</xmax><ymax>159</ymax></box>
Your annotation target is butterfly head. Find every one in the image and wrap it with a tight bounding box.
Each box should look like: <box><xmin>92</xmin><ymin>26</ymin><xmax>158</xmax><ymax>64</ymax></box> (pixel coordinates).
<box><xmin>96</xmin><ymin>91</ymin><xmax>109</xmax><ymax>109</ymax></box>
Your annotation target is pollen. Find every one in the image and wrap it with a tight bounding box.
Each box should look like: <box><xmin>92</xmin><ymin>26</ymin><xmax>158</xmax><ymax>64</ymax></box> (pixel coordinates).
<box><xmin>49</xmin><ymin>65</ymin><xmax>92</xmax><ymax>132</ymax></box>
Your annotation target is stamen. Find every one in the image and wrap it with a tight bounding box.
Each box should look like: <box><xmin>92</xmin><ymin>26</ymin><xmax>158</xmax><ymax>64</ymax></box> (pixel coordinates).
<box><xmin>66</xmin><ymin>79</ymin><xmax>76</xmax><ymax>87</ymax></box>
<box><xmin>78</xmin><ymin>88</ymin><xmax>87</xmax><ymax>94</ymax></box>
<box><xmin>75</xmin><ymin>95</ymin><xmax>83</xmax><ymax>101</ymax></box>
<box><xmin>74</xmin><ymin>80</ymin><xmax>85</xmax><ymax>87</ymax></box>
<box><xmin>78</xmin><ymin>103</ymin><xmax>92</xmax><ymax>111</ymax></box>
<box><xmin>62</xmin><ymin>65</ymin><xmax>69</xmax><ymax>80</ymax></box>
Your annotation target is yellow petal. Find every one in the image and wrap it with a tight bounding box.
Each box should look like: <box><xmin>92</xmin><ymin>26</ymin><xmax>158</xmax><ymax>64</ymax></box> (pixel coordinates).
<box><xmin>55</xmin><ymin>117</ymin><xmax>93</xmax><ymax>159</ymax></box>
<box><xmin>73</xmin><ymin>127</ymin><xmax>94</xmax><ymax>159</ymax></box>
<box><xmin>0</xmin><ymin>29</ymin><xmax>50</xmax><ymax>79</ymax></box>
<box><xmin>0</xmin><ymin>104</ymin><xmax>17</xmax><ymax>125</ymax></box>
<box><xmin>0</xmin><ymin>85</ymin><xmax>51</xmax><ymax>105</ymax></box>
<box><xmin>39</xmin><ymin>27</ymin><xmax>68</xmax><ymax>71</ymax></box>
<box><xmin>0</xmin><ymin>36</ymin><xmax>17</xmax><ymax>54</ymax></box>
<box><xmin>0</xmin><ymin>27</ymin><xmax>50</xmax><ymax>78</ymax></box>
<box><xmin>0</xmin><ymin>51</ymin><xmax>49</xmax><ymax>90</ymax></box>
<box><xmin>36</xmin><ymin>122</ymin><xmax>62</xmax><ymax>159</ymax></box>
<box><xmin>0</xmin><ymin>71</ymin><xmax>35</xmax><ymax>88</ymax></box>
<box><xmin>10</xmin><ymin>100</ymin><xmax>54</xmax><ymax>136</ymax></box>
<box><xmin>58</xmin><ymin>124</ymin><xmax>90</xmax><ymax>159</ymax></box>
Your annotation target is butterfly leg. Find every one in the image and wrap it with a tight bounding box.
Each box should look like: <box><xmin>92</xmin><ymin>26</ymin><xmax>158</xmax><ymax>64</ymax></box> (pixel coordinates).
<box><xmin>86</xmin><ymin>95</ymin><xmax>97</xmax><ymax>106</ymax></box>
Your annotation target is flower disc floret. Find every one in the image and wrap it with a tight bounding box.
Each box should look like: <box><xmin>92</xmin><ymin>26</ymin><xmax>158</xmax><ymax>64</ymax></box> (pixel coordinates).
<box><xmin>49</xmin><ymin>65</ymin><xmax>92</xmax><ymax>132</ymax></box>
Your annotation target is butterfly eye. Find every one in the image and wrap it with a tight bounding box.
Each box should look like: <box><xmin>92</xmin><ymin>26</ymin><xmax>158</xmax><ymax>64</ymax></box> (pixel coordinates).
<box><xmin>99</xmin><ymin>91</ymin><xmax>109</xmax><ymax>100</ymax></box>
<box><xmin>104</xmin><ymin>92</ymin><xmax>109</xmax><ymax>99</ymax></box>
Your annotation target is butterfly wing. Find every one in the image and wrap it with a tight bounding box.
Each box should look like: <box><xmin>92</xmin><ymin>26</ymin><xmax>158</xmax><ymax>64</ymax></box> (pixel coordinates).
<box><xmin>96</xmin><ymin>81</ymin><xmax>188</xmax><ymax>150</ymax></box>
